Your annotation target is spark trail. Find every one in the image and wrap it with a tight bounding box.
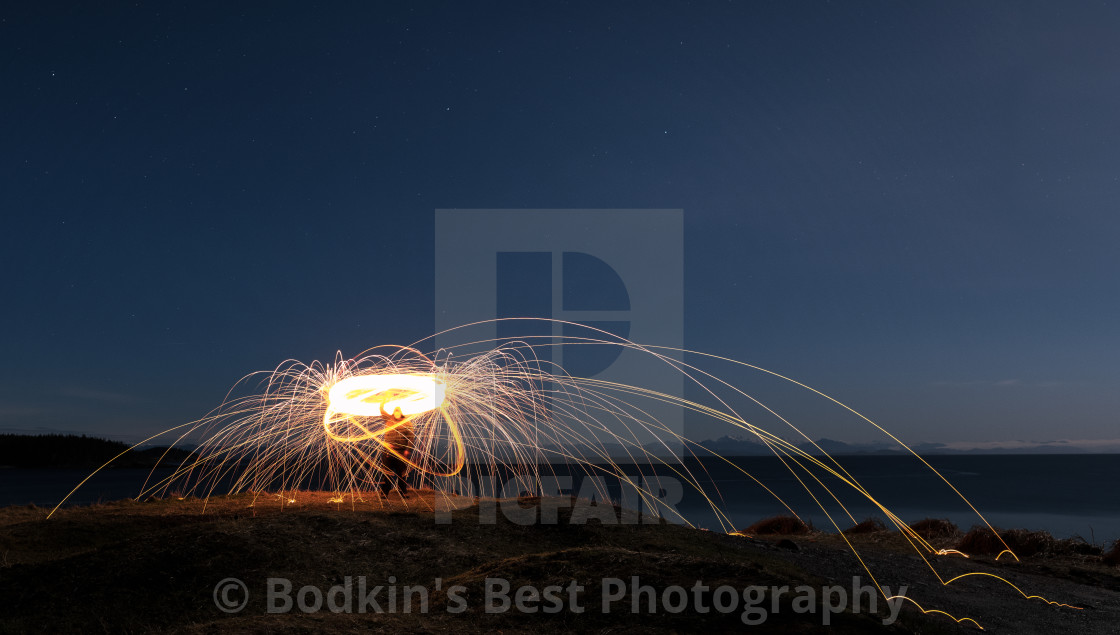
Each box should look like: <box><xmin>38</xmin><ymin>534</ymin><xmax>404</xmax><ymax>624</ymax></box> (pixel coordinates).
<box><xmin>49</xmin><ymin>319</ymin><xmax>1078</xmax><ymax>628</ymax></box>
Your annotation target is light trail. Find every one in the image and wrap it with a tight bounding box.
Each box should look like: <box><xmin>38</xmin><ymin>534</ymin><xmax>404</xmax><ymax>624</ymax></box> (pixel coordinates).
<box><xmin>45</xmin><ymin>319</ymin><xmax>1079</xmax><ymax>629</ymax></box>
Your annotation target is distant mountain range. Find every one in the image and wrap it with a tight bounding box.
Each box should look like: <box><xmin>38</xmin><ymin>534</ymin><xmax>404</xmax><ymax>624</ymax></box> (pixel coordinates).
<box><xmin>694</xmin><ymin>434</ymin><xmax>1120</xmax><ymax>456</ymax></box>
<box><xmin>3</xmin><ymin>432</ymin><xmax>1117</xmax><ymax>470</ymax></box>
<box><xmin>524</xmin><ymin>434</ymin><xmax>1120</xmax><ymax>461</ymax></box>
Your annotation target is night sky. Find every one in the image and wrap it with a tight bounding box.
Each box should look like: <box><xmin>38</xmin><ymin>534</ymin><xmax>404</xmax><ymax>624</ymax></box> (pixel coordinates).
<box><xmin>2</xmin><ymin>2</ymin><xmax>1118</xmax><ymax>447</ymax></box>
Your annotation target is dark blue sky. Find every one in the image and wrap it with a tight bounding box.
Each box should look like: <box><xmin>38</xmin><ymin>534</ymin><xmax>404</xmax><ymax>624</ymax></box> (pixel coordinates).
<box><xmin>2</xmin><ymin>2</ymin><xmax>1117</xmax><ymax>446</ymax></box>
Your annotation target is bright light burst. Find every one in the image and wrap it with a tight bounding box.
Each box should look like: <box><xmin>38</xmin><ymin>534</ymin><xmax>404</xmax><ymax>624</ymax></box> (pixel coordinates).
<box><xmin>51</xmin><ymin>319</ymin><xmax>1079</xmax><ymax>628</ymax></box>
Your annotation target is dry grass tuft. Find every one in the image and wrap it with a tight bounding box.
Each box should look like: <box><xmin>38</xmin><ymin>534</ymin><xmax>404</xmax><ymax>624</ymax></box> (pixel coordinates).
<box><xmin>1103</xmin><ymin>540</ymin><xmax>1120</xmax><ymax>566</ymax></box>
<box><xmin>954</xmin><ymin>526</ymin><xmax>1102</xmax><ymax>558</ymax></box>
<box><xmin>908</xmin><ymin>518</ymin><xmax>960</xmax><ymax>540</ymax></box>
<box><xmin>843</xmin><ymin>517</ymin><xmax>887</xmax><ymax>535</ymax></box>
<box><xmin>742</xmin><ymin>515</ymin><xmax>812</xmax><ymax>536</ymax></box>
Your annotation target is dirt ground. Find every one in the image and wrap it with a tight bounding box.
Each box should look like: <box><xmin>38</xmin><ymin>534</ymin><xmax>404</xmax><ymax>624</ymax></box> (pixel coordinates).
<box><xmin>1</xmin><ymin>491</ymin><xmax>1117</xmax><ymax>633</ymax></box>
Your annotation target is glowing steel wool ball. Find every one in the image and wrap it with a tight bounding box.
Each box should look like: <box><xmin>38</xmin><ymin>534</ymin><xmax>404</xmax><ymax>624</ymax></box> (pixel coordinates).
<box><xmin>322</xmin><ymin>372</ymin><xmax>465</xmax><ymax>477</ymax></box>
<box><xmin>326</xmin><ymin>373</ymin><xmax>446</xmax><ymax>418</ymax></box>
<box><xmin>323</xmin><ymin>373</ymin><xmax>446</xmax><ymax>443</ymax></box>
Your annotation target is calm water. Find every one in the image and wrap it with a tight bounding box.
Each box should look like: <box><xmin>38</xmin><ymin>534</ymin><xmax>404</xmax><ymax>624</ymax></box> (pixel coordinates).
<box><xmin>669</xmin><ymin>454</ymin><xmax>1120</xmax><ymax>541</ymax></box>
<box><xmin>3</xmin><ymin>454</ymin><xmax>1118</xmax><ymax>541</ymax></box>
<box><xmin>0</xmin><ymin>467</ymin><xmax>180</xmax><ymax>508</ymax></box>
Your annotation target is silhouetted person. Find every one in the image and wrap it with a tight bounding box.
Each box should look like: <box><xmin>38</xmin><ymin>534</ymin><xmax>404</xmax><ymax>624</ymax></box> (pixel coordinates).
<box><xmin>379</xmin><ymin>405</ymin><xmax>415</xmax><ymax>496</ymax></box>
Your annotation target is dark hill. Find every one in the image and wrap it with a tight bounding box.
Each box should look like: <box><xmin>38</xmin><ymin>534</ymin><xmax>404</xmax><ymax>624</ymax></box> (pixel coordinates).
<box><xmin>0</xmin><ymin>434</ymin><xmax>191</xmax><ymax>469</ymax></box>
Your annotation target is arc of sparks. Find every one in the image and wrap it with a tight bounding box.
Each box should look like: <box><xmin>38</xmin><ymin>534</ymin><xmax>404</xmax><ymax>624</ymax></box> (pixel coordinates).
<box><xmin>45</xmin><ymin>322</ymin><xmax>1083</xmax><ymax>629</ymax></box>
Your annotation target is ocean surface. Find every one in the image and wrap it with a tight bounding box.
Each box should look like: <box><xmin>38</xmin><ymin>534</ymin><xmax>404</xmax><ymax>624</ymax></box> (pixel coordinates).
<box><xmin>669</xmin><ymin>454</ymin><xmax>1120</xmax><ymax>542</ymax></box>
<box><xmin>3</xmin><ymin>454</ymin><xmax>1118</xmax><ymax>541</ymax></box>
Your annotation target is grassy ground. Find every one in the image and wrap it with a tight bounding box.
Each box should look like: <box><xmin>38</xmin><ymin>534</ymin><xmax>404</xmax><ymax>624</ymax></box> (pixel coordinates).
<box><xmin>0</xmin><ymin>492</ymin><xmax>1115</xmax><ymax>633</ymax></box>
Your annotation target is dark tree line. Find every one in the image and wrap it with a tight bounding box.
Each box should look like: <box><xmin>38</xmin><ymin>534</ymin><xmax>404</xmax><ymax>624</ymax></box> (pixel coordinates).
<box><xmin>0</xmin><ymin>434</ymin><xmax>188</xmax><ymax>468</ymax></box>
